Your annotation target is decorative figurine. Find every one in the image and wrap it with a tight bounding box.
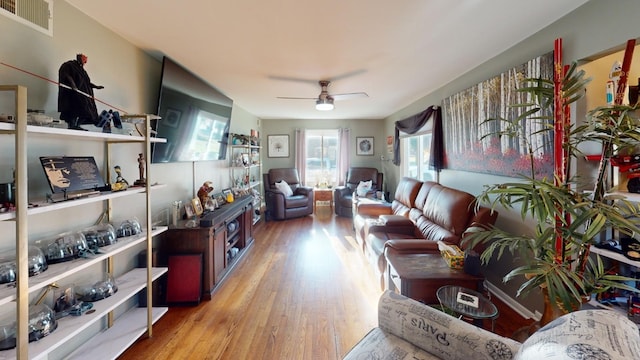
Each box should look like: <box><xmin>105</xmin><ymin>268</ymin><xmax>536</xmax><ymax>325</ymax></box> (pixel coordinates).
<box><xmin>134</xmin><ymin>153</ymin><xmax>146</xmax><ymax>186</ymax></box>
<box><xmin>197</xmin><ymin>181</ymin><xmax>214</xmax><ymax>207</ymax></box>
<box><xmin>58</xmin><ymin>53</ymin><xmax>104</xmax><ymax>130</ymax></box>
<box><xmin>111</xmin><ymin>165</ymin><xmax>129</xmax><ymax>191</ymax></box>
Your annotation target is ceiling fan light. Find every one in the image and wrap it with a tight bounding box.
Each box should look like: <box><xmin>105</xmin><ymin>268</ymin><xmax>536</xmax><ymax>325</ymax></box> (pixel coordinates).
<box><xmin>315</xmin><ymin>98</ymin><xmax>334</xmax><ymax>111</ymax></box>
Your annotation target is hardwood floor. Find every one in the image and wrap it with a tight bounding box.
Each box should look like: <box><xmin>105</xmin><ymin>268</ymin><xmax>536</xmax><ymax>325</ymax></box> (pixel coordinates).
<box><xmin>119</xmin><ymin>207</ymin><xmax>533</xmax><ymax>359</ymax></box>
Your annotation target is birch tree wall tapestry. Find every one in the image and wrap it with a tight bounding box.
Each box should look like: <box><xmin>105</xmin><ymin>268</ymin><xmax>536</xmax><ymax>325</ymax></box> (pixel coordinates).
<box><xmin>443</xmin><ymin>51</ymin><xmax>554</xmax><ymax>178</ymax></box>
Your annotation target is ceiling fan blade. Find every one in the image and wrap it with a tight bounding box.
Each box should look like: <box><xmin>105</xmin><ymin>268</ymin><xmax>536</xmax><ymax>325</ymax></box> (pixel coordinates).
<box><xmin>331</xmin><ymin>92</ymin><xmax>369</xmax><ymax>101</ymax></box>
<box><xmin>268</xmin><ymin>75</ymin><xmax>318</xmax><ymax>85</ymax></box>
<box><xmin>329</xmin><ymin>69</ymin><xmax>367</xmax><ymax>82</ymax></box>
<box><xmin>276</xmin><ymin>96</ymin><xmax>317</xmax><ymax>100</ymax></box>
<box><xmin>269</xmin><ymin>69</ymin><xmax>366</xmax><ymax>84</ymax></box>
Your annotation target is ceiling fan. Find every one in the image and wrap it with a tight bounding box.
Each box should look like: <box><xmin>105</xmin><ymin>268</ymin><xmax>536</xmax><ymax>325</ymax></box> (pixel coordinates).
<box><xmin>277</xmin><ymin>80</ymin><xmax>368</xmax><ymax>111</ymax></box>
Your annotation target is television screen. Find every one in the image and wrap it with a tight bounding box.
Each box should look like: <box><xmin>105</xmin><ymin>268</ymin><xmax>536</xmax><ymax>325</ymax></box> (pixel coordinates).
<box><xmin>151</xmin><ymin>57</ymin><xmax>233</xmax><ymax>163</ymax></box>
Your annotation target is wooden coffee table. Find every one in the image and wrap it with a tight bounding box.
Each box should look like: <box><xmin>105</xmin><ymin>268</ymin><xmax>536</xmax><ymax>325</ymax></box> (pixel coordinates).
<box><xmin>386</xmin><ymin>251</ymin><xmax>484</xmax><ymax>304</ymax></box>
<box><xmin>313</xmin><ymin>188</ymin><xmax>333</xmax><ymax>213</ymax></box>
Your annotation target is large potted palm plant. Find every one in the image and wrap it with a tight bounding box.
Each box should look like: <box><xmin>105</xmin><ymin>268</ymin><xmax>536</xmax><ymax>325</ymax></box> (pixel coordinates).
<box><xmin>463</xmin><ymin>62</ymin><xmax>640</xmax><ymax>322</ymax></box>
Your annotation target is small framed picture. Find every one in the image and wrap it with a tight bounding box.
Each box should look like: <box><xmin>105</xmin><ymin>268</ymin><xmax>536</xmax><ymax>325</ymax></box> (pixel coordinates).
<box><xmin>184</xmin><ymin>203</ymin><xmax>195</xmax><ymax>218</ymax></box>
<box><xmin>356</xmin><ymin>137</ymin><xmax>374</xmax><ymax>156</ymax></box>
<box><xmin>215</xmin><ymin>193</ymin><xmax>226</xmax><ymax>206</ymax></box>
<box><xmin>192</xmin><ymin>197</ymin><xmax>204</xmax><ymax>216</ymax></box>
<box><xmin>204</xmin><ymin>198</ymin><xmax>217</xmax><ymax>211</ymax></box>
<box><xmin>268</xmin><ymin>134</ymin><xmax>289</xmax><ymax>158</ymax></box>
<box><xmin>222</xmin><ymin>188</ymin><xmax>232</xmax><ymax>197</ymax></box>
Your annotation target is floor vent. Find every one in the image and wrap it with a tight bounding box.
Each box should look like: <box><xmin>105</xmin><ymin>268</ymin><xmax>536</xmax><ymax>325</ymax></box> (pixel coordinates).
<box><xmin>1</xmin><ymin>0</ymin><xmax>52</xmax><ymax>36</ymax></box>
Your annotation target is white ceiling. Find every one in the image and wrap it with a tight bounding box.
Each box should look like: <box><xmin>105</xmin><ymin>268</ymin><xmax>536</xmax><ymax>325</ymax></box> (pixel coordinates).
<box><xmin>66</xmin><ymin>0</ymin><xmax>589</xmax><ymax>120</ymax></box>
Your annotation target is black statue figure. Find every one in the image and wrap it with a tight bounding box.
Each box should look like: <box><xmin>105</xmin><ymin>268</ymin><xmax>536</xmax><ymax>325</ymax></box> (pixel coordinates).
<box><xmin>58</xmin><ymin>54</ymin><xmax>104</xmax><ymax>130</ymax></box>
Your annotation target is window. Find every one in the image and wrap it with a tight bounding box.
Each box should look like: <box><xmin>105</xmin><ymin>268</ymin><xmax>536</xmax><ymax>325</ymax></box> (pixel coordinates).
<box><xmin>402</xmin><ymin>133</ymin><xmax>435</xmax><ymax>182</ymax></box>
<box><xmin>304</xmin><ymin>129</ymin><xmax>338</xmax><ymax>187</ymax></box>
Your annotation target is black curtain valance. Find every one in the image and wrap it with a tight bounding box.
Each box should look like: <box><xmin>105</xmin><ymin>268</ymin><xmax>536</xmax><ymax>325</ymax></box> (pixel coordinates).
<box><xmin>393</xmin><ymin>105</ymin><xmax>443</xmax><ymax>171</ymax></box>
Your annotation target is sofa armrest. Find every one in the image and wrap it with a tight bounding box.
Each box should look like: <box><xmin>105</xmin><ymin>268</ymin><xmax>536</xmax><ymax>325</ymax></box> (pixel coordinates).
<box><xmin>384</xmin><ymin>239</ymin><xmax>441</xmax><ymax>254</ymax></box>
<box><xmin>294</xmin><ymin>186</ymin><xmax>313</xmax><ymax>196</ymax></box>
<box><xmin>334</xmin><ymin>186</ymin><xmax>351</xmax><ymax>197</ymax></box>
<box><xmin>379</xmin><ymin>215</ymin><xmax>413</xmax><ymax>226</ymax></box>
<box><xmin>356</xmin><ymin>201</ymin><xmax>392</xmax><ymax>217</ymax></box>
<box><xmin>372</xmin><ymin>291</ymin><xmax>522</xmax><ymax>359</ymax></box>
<box><xmin>265</xmin><ymin>188</ymin><xmax>286</xmax><ymax>199</ymax></box>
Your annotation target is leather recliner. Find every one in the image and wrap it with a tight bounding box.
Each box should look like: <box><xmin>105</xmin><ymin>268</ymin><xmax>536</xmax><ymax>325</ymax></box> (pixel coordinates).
<box><xmin>263</xmin><ymin>168</ymin><xmax>314</xmax><ymax>221</ymax></box>
<box><xmin>334</xmin><ymin>167</ymin><xmax>384</xmax><ymax>217</ymax></box>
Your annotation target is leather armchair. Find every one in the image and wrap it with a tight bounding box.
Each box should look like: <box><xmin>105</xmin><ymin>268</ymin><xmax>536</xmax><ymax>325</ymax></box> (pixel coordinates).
<box><xmin>263</xmin><ymin>168</ymin><xmax>314</xmax><ymax>221</ymax></box>
<box><xmin>334</xmin><ymin>167</ymin><xmax>383</xmax><ymax>217</ymax></box>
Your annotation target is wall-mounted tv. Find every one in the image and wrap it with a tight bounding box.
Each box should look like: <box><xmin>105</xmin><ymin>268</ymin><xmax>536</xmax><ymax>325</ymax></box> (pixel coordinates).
<box><xmin>151</xmin><ymin>56</ymin><xmax>233</xmax><ymax>163</ymax></box>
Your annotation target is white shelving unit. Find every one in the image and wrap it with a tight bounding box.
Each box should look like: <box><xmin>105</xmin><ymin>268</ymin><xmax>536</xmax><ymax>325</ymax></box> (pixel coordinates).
<box><xmin>587</xmin><ymin>190</ymin><xmax>640</xmax><ymax>321</ymax></box>
<box><xmin>0</xmin><ymin>85</ymin><xmax>168</xmax><ymax>359</ymax></box>
<box><xmin>229</xmin><ymin>133</ymin><xmax>262</xmax><ymax>224</ymax></box>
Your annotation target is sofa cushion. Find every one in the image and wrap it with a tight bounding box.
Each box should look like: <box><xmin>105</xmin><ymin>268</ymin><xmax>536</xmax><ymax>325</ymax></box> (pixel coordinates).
<box><xmin>517</xmin><ymin>309</ymin><xmax>640</xmax><ymax>359</ymax></box>
<box><xmin>393</xmin><ymin>177</ymin><xmax>422</xmax><ymax>209</ymax></box>
<box><xmin>343</xmin><ymin>291</ymin><xmax>522</xmax><ymax>360</ymax></box>
<box><xmin>275</xmin><ymin>180</ymin><xmax>293</xmax><ymax>197</ymax></box>
<box><xmin>285</xmin><ymin>194</ymin><xmax>309</xmax><ymax>209</ymax></box>
<box><xmin>342</xmin><ymin>327</ymin><xmax>440</xmax><ymax>360</ymax></box>
<box><xmin>356</xmin><ymin>180</ymin><xmax>373</xmax><ymax>196</ymax></box>
<box><xmin>413</xmin><ymin>181</ymin><xmax>438</xmax><ymax>211</ymax></box>
<box><xmin>423</xmin><ymin>185</ymin><xmax>475</xmax><ymax>236</ymax></box>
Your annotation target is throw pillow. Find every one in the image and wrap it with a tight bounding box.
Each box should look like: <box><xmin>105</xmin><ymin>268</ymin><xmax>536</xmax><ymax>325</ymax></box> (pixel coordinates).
<box><xmin>356</xmin><ymin>180</ymin><xmax>373</xmax><ymax>197</ymax></box>
<box><xmin>275</xmin><ymin>180</ymin><xmax>293</xmax><ymax>197</ymax></box>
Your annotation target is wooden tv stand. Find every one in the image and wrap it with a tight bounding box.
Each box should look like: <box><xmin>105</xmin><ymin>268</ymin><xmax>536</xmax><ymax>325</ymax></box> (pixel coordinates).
<box><xmin>160</xmin><ymin>195</ymin><xmax>255</xmax><ymax>300</ymax></box>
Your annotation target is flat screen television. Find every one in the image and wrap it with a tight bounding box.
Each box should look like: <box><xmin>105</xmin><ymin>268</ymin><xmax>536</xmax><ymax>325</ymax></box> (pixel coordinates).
<box><xmin>151</xmin><ymin>56</ymin><xmax>233</xmax><ymax>163</ymax></box>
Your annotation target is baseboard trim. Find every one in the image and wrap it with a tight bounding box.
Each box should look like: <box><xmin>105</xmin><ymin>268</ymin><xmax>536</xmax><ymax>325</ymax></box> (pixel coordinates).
<box><xmin>485</xmin><ymin>281</ymin><xmax>541</xmax><ymax>321</ymax></box>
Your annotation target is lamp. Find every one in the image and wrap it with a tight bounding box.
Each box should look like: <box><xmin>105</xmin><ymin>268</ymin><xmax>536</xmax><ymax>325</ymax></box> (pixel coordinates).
<box><xmin>315</xmin><ymin>97</ymin><xmax>334</xmax><ymax>111</ymax></box>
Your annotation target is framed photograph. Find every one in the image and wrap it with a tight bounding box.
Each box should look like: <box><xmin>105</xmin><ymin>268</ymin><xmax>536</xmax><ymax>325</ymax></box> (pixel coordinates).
<box><xmin>356</xmin><ymin>137</ymin><xmax>374</xmax><ymax>156</ymax></box>
<box><xmin>164</xmin><ymin>108</ymin><xmax>182</xmax><ymax>128</ymax></box>
<box><xmin>268</xmin><ymin>134</ymin><xmax>289</xmax><ymax>158</ymax></box>
<box><xmin>205</xmin><ymin>198</ymin><xmax>217</xmax><ymax>210</ymax></box>
<box><xmin>222</xmin><ymin>188</ymin><xmax>233</xmax><ymax>197</ymax></box>
<box><xmin>192</xmin><ymin>197</ymin><xmax>204</xmax><ymax>216</ymax></box>
<box><xmin>214</xmin><ymin>193</ymin><xmax>226</xmax><ymax>206</ymax></box>
<box><xmin>184</xmin><ymin>203</ymin><xmax>195</xmax><ymax>218</ymax></box>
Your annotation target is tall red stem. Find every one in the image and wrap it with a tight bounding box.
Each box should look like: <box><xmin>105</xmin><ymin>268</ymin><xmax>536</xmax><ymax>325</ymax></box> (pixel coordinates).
<box><xmin>553</xmin><ymin>38</ymin><xmax>566</xmax><ymax>264</ymax></box>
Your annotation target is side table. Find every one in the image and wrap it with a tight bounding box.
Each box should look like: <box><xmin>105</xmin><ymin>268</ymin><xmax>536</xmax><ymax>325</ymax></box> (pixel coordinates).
<box><xmin>385</xmin><ymin>251</ymin><xmax>484</xmax><ymax>305</ymax></box>
<box><xmin>313</xmin><ymin>188</ymin><xmax>333</xmax><ymax>213</ymax></box>
<box><xmin>436</xmin><ymin>285</ymin><xmax>498</xmax><ymax>331</ymax></box>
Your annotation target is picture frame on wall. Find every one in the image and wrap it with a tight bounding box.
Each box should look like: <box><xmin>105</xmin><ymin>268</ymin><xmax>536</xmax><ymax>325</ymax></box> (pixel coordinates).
<box><xmin>164</xmin><ymin>108</ymin><xmax>182</xmax><ymax>128</ymax></box>
<box><xmin>356</xmin><ymin>137</ymin><xmax>374</xmax><ymax>156</ymax></box>
<box><xmin>268</xmin><ymin>134</ymin><xmax>289</xmax><ymax>158</ymax></box>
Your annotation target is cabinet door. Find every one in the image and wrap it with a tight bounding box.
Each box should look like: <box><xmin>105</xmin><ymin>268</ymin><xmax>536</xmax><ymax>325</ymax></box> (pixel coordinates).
<box><xmin>243</xmin><ymin>204</ymin><xmax>253</xmax><ymax>246</ymax></box>
<box><xmin>213</xmin><ymin>224</ymin><xmax>226</xmax><ymax>283</ymax></box>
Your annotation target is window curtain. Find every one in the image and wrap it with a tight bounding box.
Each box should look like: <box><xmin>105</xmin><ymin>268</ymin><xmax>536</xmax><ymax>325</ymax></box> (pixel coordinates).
<box><xmin>294</xmin><ymin>128</ymin><xmax>306</xmax><ymax>184</ymax></box>
<box><xmin>336</xmin><ymin>128</ymin><xmax>351</xmax><ymax>185</ymax></box>
<box><xmin>393</xmin><ymin>105</ymin><xmax>443</xmax><ymax>171</ymax></box>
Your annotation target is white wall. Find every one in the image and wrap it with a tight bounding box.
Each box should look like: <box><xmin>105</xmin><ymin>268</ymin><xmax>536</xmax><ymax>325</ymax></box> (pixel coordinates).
<box><xmin>0</xmin><ymin>3</ymin><xmax>260</xmax><ymax>354</ymax></box>
<box><xmin>260</xmin><ymin>118</ymin><xmax>388</xmax><ymax>188</ymax></box>
<box><xmin>382</xmin><ymin>0</ymin><xmax>640</xmax><ymax>313</ymax></box>
<box><xmin>0</xmin><ymin>1</ymin><xmax>261</xmax><ymax>228</ymax></box>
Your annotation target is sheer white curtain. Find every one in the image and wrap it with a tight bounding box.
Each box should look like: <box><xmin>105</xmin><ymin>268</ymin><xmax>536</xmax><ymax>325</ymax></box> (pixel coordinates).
<box><xmin>294</xmin><ymin>128</ymin><xmax>306</xmax><ymax>184</ymax></box>
<box><xmin>337</xmin><ymin>128</ymin><xmax>351</xmax><ymax>186</ymax></box>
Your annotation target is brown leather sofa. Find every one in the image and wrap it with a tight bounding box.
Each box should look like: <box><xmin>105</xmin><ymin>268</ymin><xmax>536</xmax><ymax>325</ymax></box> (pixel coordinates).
<box><xmin>333</xmin><ymin>167</ymin><xmax>383</xmax><ymax>217</ymax></box>
<box><xmin>263</xmin><ymin>168</ymin><xmax>314</xmax><ymax>221</ymax></box>
<box><xmin>353</xmin><ymin>177</ymin><xmax>497</xmax><ymax>288</ymax></box>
